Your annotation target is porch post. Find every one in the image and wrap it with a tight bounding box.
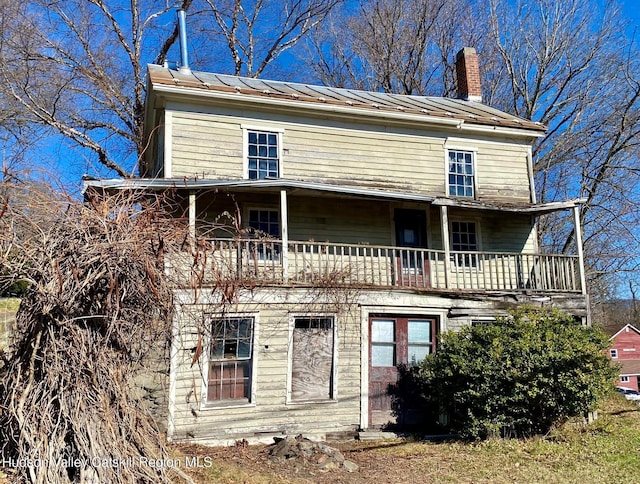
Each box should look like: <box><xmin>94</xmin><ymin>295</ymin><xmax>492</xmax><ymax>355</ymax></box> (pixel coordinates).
<box><xmin>573</xmin><ymin>205</ymin><xmax>587</xmax><ymax>294</ymax></box>
<box><xmin>188</xmin><ymin>190</ymin><xmax>196</xmax><ymax>240</ymax></box>
<box><xmin>440</xmin><ymin>205</ymin><xmax>450</xmax><ymax>288</ymax></box>
<box><xmin>280</xmin><ymin>189</ymin><xmax>289</xmax><ymax>281</ymax></box>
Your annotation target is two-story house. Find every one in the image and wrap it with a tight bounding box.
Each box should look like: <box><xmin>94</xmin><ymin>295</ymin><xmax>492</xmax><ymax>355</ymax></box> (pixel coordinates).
<box><xmin>609</xmin><ymin>324</ymin><xmax>640</xmax><ymax>390</ymax></box>
<box><xmin>84</xmin><ymin>47</ymin><xmax>589</xmax><ymax>445</ymax></box>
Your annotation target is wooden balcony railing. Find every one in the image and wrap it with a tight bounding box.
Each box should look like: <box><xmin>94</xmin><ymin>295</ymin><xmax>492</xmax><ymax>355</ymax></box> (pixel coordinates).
<box><xmin>202</xmin><ymin>239</ymin><xmax>583</xmax><ymax>293</ymax></box>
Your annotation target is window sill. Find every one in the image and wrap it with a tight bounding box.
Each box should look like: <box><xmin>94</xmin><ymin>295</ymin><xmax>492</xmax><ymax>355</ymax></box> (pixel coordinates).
<box><xmin>286</xmin><ymin>399</ymin><xmax>338</xmax><ymax>406</ymax></box>
<box><xmin>200</xmin><ymin>401</ymin><xmax>256</xmax><ymax>411</ymax></box>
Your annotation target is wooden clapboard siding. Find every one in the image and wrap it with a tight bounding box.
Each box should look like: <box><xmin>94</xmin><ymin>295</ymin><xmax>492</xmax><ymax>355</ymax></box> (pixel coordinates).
<box><xmin>282</xmin><ymin>126</ymin><xmax>443</xmax><ymax>192</ymax></box>
<box><xmin>172</xmin><ymin>112</ymin><xmax>243</xmax><ymax>178</ymax></box>
<box><xmin>170</xmin><ymin>303</ymin><xmax>361</xmax><ymax>443</ymax></box>
<box><xmin>288</xmin><ymin>197</ymin><xmax>391</xmax><ymax>245</ymax></box>
<box><xmin>482</xmin><ymin>214</ymin><xmax>536</xmax><ymax>252</ymax></box>
<box><xmin>167</xmin><ymin>107</ymin><xmax>533</xmax><ymax>202</ymax></box>
<box><xmin>476</xmin><ymin>144</ymin><xmax>530</xmax><ymax>201</ymax></box>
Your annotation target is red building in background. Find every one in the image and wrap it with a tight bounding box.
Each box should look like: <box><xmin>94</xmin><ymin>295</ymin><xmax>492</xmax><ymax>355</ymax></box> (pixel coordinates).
<box><xmin>609</xmin><ymin>324</ymin><xmax>640</xmax><ymax>390</ymax></box>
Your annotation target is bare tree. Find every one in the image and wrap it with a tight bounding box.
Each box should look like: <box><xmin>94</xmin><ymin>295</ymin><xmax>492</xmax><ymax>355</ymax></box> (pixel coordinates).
<box><xmin>486</xmin><ymin>0</ymin><xmax>640</xmax><ymax>301</ymax></box>
<box><xmin>0</xmin><ymin>0</ymin><xmax>340</xmax><ymax>178</ymax></box>
<box><xmin>0</xmin><ymin>0</ymin><xmax>199</xmax><ymax>179</ymax></box>
<box><xmin>305</xmin><ymin>0</ymin><xmax>490</xmax><ymax>95</ymax></box>
<box><xmin>192</xmin><ymin>0</ymin><xmax>343</xmax><ymax>78</ymax></box>
<box><xmin>305</xmin><ymin>0</ymin><xmax>640</xmax><ymax>301</ymax></box>
<box><xmin>0</xmin><ymin>172</ymin><xmax>206</xmax><ymax>482</ymax></box>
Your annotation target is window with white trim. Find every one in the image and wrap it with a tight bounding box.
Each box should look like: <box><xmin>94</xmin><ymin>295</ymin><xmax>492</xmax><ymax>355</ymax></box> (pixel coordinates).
<box><xmin>247</xmin><ymin>131</ymin><xmax>279</xmax><ymax>179</ymax></box>
<box><xmin>451</xmin><ymin>220</ymin><xmax>479</xmax><ymax>268</ymax></box>
<box><xmin>621</xmin><ymin>375</ymin><xmax>630</xmax><ymax>383</ymax></box>
<box><xmin>448</xmin><ymin>150</ymin><xmax>474</xmax><ymax>197</ymax></box>
<box><xmin>610</xmin><ymin>348</ymin><xmax>618</xmax><ymax>359</ymax></box>
<box><xmin>207</xmin><ymin>317</ymin><xmax>254</xmax><ymax>404</ymax></box>
<box><xmin>290</xmin><ymin>316</ymin><xmax>335</xmax><ymax>402</ymax></box>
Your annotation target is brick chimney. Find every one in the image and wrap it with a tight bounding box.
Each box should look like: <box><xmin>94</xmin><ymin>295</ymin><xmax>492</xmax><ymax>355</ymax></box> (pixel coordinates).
<box><xmin>455</xmin><ymin>47</ymin><xmax>482</xmax><ymax>102</ymax></box>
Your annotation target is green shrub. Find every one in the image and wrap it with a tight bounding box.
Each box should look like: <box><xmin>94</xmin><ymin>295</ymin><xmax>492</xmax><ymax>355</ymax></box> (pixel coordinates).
<box><xmin>396</xmin><ymin>307</ymin><xmax>617</xmax><ymax>439</ymax></box>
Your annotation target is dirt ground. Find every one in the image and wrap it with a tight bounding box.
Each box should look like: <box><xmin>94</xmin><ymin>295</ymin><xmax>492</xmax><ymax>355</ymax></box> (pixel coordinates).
<box><xmin>175</xmin><ymin>438</ymin><xmax>449</xmax><ymax>484</ymax></box>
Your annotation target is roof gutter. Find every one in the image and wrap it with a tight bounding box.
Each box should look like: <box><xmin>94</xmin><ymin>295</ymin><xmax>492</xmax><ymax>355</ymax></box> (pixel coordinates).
<box><xmin>457</xmin><ymin>123</ymin><xmax>546</xmax><ymax>138</ymax></box>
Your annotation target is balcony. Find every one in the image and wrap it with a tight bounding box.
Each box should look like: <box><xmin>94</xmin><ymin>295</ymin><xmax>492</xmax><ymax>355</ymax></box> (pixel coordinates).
<box><xmin>202</xmin><ymin>238</ymin><xmax>583</xmax><ymax>293</ymax></box>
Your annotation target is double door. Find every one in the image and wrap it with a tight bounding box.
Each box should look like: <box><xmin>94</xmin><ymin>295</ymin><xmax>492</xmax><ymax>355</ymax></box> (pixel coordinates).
<box><xmin>368</xmin><ymin>315</ymin><xmax>436</xmax><ymax>427</ymax></box>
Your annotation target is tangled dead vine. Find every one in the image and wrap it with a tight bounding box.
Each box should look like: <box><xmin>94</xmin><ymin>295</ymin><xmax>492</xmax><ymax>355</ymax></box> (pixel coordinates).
<box><xmin>0</xmin><ymin>179</ymin><xmax>198</xmax><ymax>483</ymax></box>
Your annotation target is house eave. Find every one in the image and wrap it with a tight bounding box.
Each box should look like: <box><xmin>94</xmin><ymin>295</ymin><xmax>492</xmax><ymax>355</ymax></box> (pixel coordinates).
<box><xmin>83</xmin><ymin>177</ymin><xmax>585</xmax><ymax>214</ymax></box>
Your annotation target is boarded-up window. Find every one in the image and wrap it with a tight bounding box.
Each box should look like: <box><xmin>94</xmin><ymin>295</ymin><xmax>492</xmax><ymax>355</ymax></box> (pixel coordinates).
<box><xmin>291</xmin><ymin>317</ymin><xmax>334</xmax><ymax>401</ymax></box>
<box><xmin>208</xmin><ymin>317</ymin><xmax>253</xmax><ymax>404</ymax></box>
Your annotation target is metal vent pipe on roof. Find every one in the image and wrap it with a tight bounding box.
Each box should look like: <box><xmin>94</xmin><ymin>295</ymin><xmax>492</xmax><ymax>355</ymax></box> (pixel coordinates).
<box><xmin>177</xmin><ymin>9</ymin><xmax>191</xmax><ymax>74</ymax></box>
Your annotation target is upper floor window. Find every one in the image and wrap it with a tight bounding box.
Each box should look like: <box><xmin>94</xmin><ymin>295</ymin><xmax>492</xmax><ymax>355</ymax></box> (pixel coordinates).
<box><xmin>247</xmin><ymin>130</ymin><xmax>280</xmax><ymax>179</ymax></box>
<box><xmin>448</xmin><ymin>150</ymin><xmax>474</xmax><ymax>197</ymax></box>
<box><xmin>610</xmin><ymin>348</ymin><xmax>618</xmax><ymax>359</ymax></box>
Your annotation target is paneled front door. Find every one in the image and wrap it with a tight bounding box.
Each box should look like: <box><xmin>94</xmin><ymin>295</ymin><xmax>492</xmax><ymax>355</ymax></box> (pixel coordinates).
<box><xmin>368</xmin><ymin>315</ymin><xmax>436</xmax><ymax>427</ymax></box>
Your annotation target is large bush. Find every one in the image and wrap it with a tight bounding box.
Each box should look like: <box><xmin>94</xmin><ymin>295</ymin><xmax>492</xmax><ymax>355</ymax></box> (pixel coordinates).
<box><xmin>396</xmin><ymin>307</ymin><xmax>617</xmax><ymax>439</ymax></box>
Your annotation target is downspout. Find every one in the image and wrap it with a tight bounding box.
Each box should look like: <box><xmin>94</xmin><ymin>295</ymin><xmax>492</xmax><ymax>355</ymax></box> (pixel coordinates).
<box><xmin>177</xmin><ymin>9</ymin><xmax>191</xmax><ymax>74</ymax></box>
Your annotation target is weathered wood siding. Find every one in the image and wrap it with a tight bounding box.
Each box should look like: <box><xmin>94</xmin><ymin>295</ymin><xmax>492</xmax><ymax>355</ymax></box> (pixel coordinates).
<box><xmin>168</xmin><ymin>106</ymin><xmax>533</xmax><ymax>202</ymax></box>
<box><xmin>169</xmin><ymin>300</ymin><xmax>361</xmax><ymax>444</ymax></box>
<box><xmin>288</xmin><ymin>197</ymin><xmax>391</xmax><ymax>245</ymax></box>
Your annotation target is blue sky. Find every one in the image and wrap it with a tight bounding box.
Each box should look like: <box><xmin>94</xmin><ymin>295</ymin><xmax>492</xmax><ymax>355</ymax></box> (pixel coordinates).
<box><xmin>620</xmin><ymin>0</ymin><xmax>640</xmax><ymax>31</ymax></box>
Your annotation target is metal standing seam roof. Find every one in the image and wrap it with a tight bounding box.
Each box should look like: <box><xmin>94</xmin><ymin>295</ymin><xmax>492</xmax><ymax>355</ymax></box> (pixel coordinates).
<box><xmin>147</xmin><ymin>64</ymin><xmax>546</xmax><ymax>133</ymax></box>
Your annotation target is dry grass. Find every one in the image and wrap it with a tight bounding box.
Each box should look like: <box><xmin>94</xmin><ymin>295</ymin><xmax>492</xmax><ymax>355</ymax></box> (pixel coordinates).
<box><xmin>172</xmin><ymin>396</ymin><xmax>640</xmax><ymax>483</ymax></box>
